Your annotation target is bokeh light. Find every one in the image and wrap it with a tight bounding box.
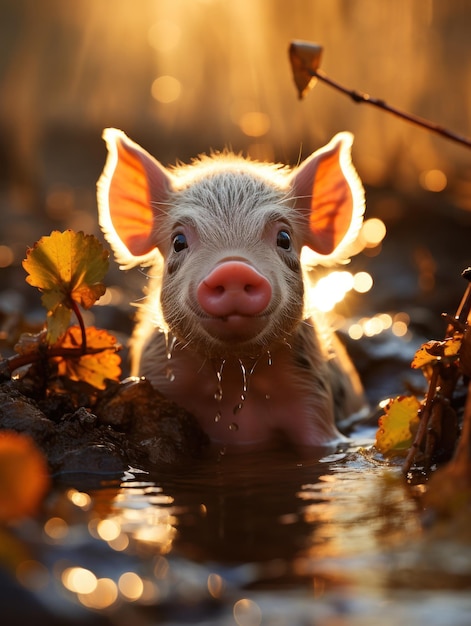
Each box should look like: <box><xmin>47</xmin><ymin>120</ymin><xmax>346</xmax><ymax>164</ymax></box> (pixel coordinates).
<box><xmin>118</xmin><ymin>571</ymin><xmax>144</xmax><ymax>601</ymax></box>
<box><xmin>151</xmin><ymin>75</ymin><xmax>182</xmax><ymax>103</ymax></box>
<box><xmin>361</xmin><ymin>218</ymin><xmax>387</xmax><ymax>248</ymax></box>
<box><xmin>44</xmin><ymin>517</ymin><xmax>69</xmax><ymax>540</ymax></box>
<box><xmin>347</xmin><ymin>312</ymin><xmax>410</xmax><ymax>340</ymax></box>
<box><xmin>419</xmin><ymin>169</ymin><xmax>447</xmax><ymax>192</ymax></box>
<box><xmin>233</xmin><ymin>598</ymin><xmax>262</xmax><ymax>626</ymax></box>
<box><xmin>62</xmin><ymin>567</ymin><xmax>97</xmax><ymax>594</ymax></box>
<box><xmin>67</xmin><ymin>489</ymin><xmax>91</xmax><ymax>509</ymax></box>
<box><xmin>238</xmin><ymin>112</ymin><xmax>271</xmax><ymax>137</ymax></box>
<box><xmin>78</xmin><ymin>577</ymin><xmax>118</xmax><ymax>609</ymax></box>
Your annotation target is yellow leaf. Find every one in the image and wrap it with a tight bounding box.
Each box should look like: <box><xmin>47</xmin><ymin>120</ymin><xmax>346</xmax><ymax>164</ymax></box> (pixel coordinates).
<box><xmin>22</xmin><ymin>231</ymin><xmax>109</xmax><ymax>342</ymax></box>
<box><xmin>411</xmin><ymin>334</ymin><xmax>462</xmax><ymax>369</ymax></box>
<box><xmin>375</xmin><ymin>396</ymin><xmax>421</xmax><ymax>455</ymax></box>
<box><xmin>0</xmin><ymin>431</ymin><xmax>50</xmax><ymax>522</ymax></box>
<box><xmin>55</xmin><ymin>326</ymin><xmax>121</xmax><ymax>389</ymax></box>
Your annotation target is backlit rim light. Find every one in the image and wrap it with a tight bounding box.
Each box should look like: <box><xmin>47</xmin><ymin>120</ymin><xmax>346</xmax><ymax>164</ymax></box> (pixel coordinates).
<box><xmin>307</xmin><ymin>270</ymin><xmax>373</xmax><ymax>313</ymax></box>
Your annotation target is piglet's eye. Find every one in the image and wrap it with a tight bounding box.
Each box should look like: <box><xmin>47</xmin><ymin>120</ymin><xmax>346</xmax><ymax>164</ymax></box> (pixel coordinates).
<box><xmin>172</xmin><ymin>233</ymin><xmax>188</xmax><ymax>252</ymax></box>
<box><xmin>276</xmin><ymin>230</ymin><xmax>291</xmax><ymax>250</ymax></box>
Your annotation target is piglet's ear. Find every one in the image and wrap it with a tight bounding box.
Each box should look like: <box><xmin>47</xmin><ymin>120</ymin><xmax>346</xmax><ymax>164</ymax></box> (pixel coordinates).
<box><xmin>97</xmin><ymin>128</ymin><xmax>173</xmax><ymax>268</ymax></box>
<box><xmin>290</xmin><ymin>132</ymin><xmax>364</xmax><ymax>256</ymax></box>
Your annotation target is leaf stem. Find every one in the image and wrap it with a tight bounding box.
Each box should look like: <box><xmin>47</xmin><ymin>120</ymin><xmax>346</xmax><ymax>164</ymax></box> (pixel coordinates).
<box><xmin>70</xmin><ymin>299</ymin><xmax>87</xmax><ymax>354</ymax></box>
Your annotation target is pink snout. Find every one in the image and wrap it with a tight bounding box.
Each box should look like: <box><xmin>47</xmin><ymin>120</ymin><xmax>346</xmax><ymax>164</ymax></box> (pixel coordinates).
<box><xmin>197</xmin><ymin>261</ymin><xmax>272</xmax><ymax>318</ymax></box>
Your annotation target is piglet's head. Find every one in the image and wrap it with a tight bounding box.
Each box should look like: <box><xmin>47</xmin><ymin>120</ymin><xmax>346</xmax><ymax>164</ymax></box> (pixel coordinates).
<box><xmin>97</xmin><ymin>128</ymin><xmax>364</xmax><ymax>270</ymax></box>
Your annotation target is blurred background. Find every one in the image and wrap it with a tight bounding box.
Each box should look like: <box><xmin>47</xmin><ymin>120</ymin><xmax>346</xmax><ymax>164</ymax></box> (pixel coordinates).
<box><xmin>1</xmin><ymin>0</ymin><xmax>471</xmax><ymax>391</ymax></box>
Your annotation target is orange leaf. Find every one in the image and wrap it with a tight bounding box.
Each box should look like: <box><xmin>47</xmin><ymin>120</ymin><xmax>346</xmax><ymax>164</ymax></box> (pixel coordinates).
<box><xmin>0</xmin><ymin>431</ymin><xmax>50</xmax><ymax>522</ymax></box>
<box><xmin>55</xmin><ymin>326</ymin><xmax>121</xmax><ymax>389</ymax></box>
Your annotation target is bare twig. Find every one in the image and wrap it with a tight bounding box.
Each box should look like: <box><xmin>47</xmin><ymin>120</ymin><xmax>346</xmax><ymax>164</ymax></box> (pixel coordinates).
<box><xmin>289</xmin><ymin>41</ymin><xmax>471</xmax><ymax>150</ymax></box>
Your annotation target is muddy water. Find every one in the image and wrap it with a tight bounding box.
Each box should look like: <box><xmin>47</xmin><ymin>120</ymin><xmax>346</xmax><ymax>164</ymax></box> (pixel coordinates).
<box><xmin>9</xmin><ymin>433</ymin><xmax>467</xmax><ymax>625</ymax></box>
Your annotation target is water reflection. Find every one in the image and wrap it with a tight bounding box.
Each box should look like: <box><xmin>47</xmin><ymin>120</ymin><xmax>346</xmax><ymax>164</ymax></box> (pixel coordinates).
<box><xmin>85</xmin><ymin>443</ymin><xmax>420</xmax><ymax>587</ymax></box>
<box><xmin>6</xmin><ymin>444</ymin><xmax>471</xmax><ymax>623</ymax></box>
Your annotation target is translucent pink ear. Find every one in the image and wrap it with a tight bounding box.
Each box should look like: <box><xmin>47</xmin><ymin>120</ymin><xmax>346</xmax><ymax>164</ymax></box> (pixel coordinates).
<box><xmin>97</xmin><ymin>128</ymin><xmax>172</xmax><ymax>267</ymax></box>
<box><xmin>290</xmin><ymin>132</ymin><xmax>364</xmax><ymax>256</ymax></box>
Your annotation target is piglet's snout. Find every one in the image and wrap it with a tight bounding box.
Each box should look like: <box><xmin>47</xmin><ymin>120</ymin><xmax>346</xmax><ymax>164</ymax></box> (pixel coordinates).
<box><xmin>197</xmin><ymin>261</ymin><xmax>272</xmax><ymax>318</ymax></box>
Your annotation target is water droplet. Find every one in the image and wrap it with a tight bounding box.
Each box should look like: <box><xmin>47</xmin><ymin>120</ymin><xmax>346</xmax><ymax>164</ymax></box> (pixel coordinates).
<box><xmin>267</xmin><ymin>350</ymin><xmax>272</xmax><ymax>366</ymax></box>
<box><xmin>165</xmin><ymin>366</ymin><xmax>175</xmax><ymax>382</ymax></box>
<box><xmin>265</xmin><ymin>394</ymin><xmax>270</xmax><ymax>400</ymax></box>
<box><xmin>166</xmin><ymin>334</ymin><xmax>176</xmax><ymax>360</ymax></box>
<box><xmin>238</xmin><ymin>359</ymin><xmax>248</xmax><ymax>393</ymax></box>
<box><xmin>229</xmin><ymin>422</ymin><xmax>239</xmax><ymax>431</ymax></box>
<box><xmin>233</xmin><ymin>403</ymin><xmax>243</xmax><ymax>415</ymax></box>
<box><xmin>214</xmin><ymin>411</ymin><xmax>221</xmax><ymax>423</ymax></box>
<box><xmin>240</xmin><ymin>393</ymin><xmax>246</xmax><ymax>402</ymax></box>
<box><xmin>213</xmin><ymin>360</ymin><xmax>225</xmax><ymax>402</ymax></box>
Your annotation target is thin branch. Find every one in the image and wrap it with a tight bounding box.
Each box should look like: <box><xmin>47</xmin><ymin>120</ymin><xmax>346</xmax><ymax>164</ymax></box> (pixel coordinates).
<box><xmin>310</xmin><ymin>69</ymin><xmax>471</xmax><ymax>149</ymax></box>
<box><xmin>2</xmin><ymin>345</ymin><xmax>118</xmax><ymax>377</ymax></box>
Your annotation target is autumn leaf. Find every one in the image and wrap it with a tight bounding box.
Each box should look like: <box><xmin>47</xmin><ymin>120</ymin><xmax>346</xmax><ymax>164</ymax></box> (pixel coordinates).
<box><xmin>14</xmin><ymin>330</ymin><xmax>47</xmax><ymax>356</ymax></box>
<box><xmin>54</xmin><ymin>326</ymin><xmax>121</xmax><ymax>389</ymax></box>
<box><xmin>289</xmin><ymin>41</ymin><xmax>323</xmax><ymax>99</ymax></box>
<box><xmin>22</xmin><ymin>231</ymin><xmax>109</xmax><ymax>343</ymax></box>
<box><xmin>0</xmin><ymin>431</ymin><xmax>50</xmax><ymax>522</ymax></box>
<box><xmin>411</xmin><ymin>334</ymin><xmax>462</xmax><ymax>370</ymax></box>
<box><xmin>375</xmin><ymin>396</ymin><xmax>421</xmax><ymax>456</ymax></box>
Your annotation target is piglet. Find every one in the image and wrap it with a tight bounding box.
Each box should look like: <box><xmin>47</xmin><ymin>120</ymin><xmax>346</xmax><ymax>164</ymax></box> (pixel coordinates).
<box><xmin>97</xmin><ymin>129</ymin><xmax>366</xmax><ymax>450</ymax></box>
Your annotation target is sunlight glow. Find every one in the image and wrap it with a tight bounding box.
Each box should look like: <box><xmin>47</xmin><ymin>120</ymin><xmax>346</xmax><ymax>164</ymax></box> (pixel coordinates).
<box><xmin>148</xmin><ymin>20</ymin><xmax>181</xmax><ymax>53</ymax></box>
<box><xmin>307</xmin><ymin>269</ymin><xmax>374</xmax><ymax>314</ymax></box>
<box><xmin>309</xmin><ymin>271</ymin><xmax>354</xmax><ymax>313</ymax></box>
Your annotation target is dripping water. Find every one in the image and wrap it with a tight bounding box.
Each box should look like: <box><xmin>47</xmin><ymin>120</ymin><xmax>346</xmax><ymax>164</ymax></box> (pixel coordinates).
<box><xmin>214</xmin><ymin>360</ymin><xmax>225</xmax><ymax>402</ymax></box>
<box><xmin>166</xmin><ymin>334</ymin><xmax>177</xmax><ymax>360</ymax></box>
<box><xmin>164</xmin><ymin>333</ymin><xmax>177</xmax><ymax>381</ymax></box>
<box><xmin>231</xmin><ymin>357</ymin><xmax>260</xmax><ymax>415</ymax></box>
<box><xmin>212</xmin><ymin>351</ymin><xmax>272</xmax><ymax>427</ymax></box>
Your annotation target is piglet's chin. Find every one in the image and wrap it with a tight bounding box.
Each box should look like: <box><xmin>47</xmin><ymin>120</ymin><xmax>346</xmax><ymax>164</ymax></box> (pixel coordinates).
<box><xmin>200</xmin><ymin>315</ymin><xmax>268</xmax><ymax>343</ymax></box>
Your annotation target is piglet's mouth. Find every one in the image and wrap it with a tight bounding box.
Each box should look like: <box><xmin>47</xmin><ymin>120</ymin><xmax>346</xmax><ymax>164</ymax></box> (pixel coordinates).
<box><xmin>200</xmin><ymin>314</ymin><xmax>267</xmax><ymax>343</ymax></box>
